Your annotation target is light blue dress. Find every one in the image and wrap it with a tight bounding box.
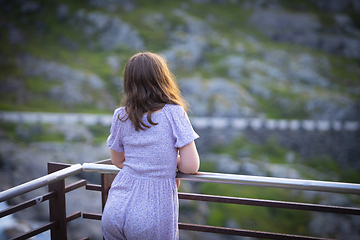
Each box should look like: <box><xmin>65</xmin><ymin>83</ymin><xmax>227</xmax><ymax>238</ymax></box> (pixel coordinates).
<box><xmin>102</xmin><ymin>104</ymin><xmax>199</xmax><ymax>240</ymax></box>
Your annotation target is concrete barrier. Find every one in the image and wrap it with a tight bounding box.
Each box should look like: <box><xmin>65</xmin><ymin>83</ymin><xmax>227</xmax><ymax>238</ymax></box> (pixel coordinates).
<box><xmin>0</xmin><ymin>111</ymin><xmax>359</xmax><ymax>131</ymax></box>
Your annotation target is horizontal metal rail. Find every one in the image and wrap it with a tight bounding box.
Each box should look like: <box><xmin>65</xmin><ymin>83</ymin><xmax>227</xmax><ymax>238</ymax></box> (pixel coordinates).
<box><xmin>83</xmin><ymin>163</ymin><xmax>119</xmax><ymax>174</ymax></box>
<box><xmin>0</xmin><ymin>191</ymin><xmax>56</xmax><ymax>218</ymax></box>
<box><xmin>86</xmin><ymin>183</ymin><xmax>102</xmax><ymax>191</ymax></box>
<box><xmin>0</xmin><ymin>164</ymin><xmax>83</xmax><ymax>202</ymax></box>
<box><xmin>177</xmin><ymin>171</ymin><xmax>360</xmax><ymax>195</ymax></box>
<box><xmin>83</xmin><ymin>163</ymin><xmax>360</xmax><ymax>195</ymax></box>
<box><xmin>66</xmin><ymin>211</ymin><xmax>82</xmax><ymax>223</ymax></box>
<box><xmin>178</xmin><ymin>192</ymin><xmax>360</xmax><ymax>215</ymax></box>
<box><xmin>2</xmin><ymin>162</ymin><xmax>360</xmax><ymax>203</ymax></box>
<box><xmin>9</xmin><ymin>221</ymin><xmax>58</xmax><ymax>240</ymax></box>
<box><xmin>178</xmin><ymin>223</ymin><xmax>331</xmax><ymax>240</ymax></box>
<box><xmin>83</xmin><ymin>212</ymin><xmax>102</xmax><ymax>221</ymax></box>
<box><xmin>65</xmin><ymin>179</ymin><xmax>87</xmax><ymax>193</ymax></box>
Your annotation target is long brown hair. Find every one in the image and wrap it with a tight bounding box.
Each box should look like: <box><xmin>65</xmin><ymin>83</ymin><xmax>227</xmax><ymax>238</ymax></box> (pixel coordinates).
<box><xmin>120</xmin><ymin>52</ymin><xmax>187</xmax><ymax>131</ymax></box>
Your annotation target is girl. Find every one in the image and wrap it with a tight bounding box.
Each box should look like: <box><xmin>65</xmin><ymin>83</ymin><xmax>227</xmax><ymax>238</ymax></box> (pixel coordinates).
<box><xmin>101</xmin><ymin>52</ymin><xmax>200</xmax><ymax>240</ymax></box>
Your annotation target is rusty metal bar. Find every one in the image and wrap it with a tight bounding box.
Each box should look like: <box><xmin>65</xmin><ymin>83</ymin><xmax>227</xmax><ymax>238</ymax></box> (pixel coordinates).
<box><xmin>0</xmin><ymin>191</ymin><xmax>56</xmax><ymax>218</ymax></box>
<box><xmin>48</xmin><ymin>162</ymin><xmax>68</xmax><ymax>240</ymax></box>
<box><xmin>86</xmin><ymin>183</ymin><xmax>102</xmax><ymax>191</ymax></box>
<box><xmin>9</xmin><ymin>221</ymin><xmax>58</xmax><ymax>240</ymax></box>
<box><xmin>178</xmin><ymin>192</ymin><xmax>360</xmax><ymax>215</ymax></box>
<box><xmin>65</xmin><ymin>179</ymin><xmax>87</xmax><ymax>193</ymax></box>
<box><xmin>83</xmin><ymin>212</ymin><xmax>102</xmax><ymax>221</ymax></box>
<box><xmin>66</xmin><ymin>211</ymin><xmax>82</xmax><ymax>223</ymax></box>
<box><xmin>178</xmin><ymin>223</ymin><xmax>332</xmax><ymax>240</ymax></box>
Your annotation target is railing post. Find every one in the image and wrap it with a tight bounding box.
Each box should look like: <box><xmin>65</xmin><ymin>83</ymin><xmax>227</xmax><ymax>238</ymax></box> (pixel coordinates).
<box><xmin>96</xmin><ymin>160</ymin><xmax>117</xmax><ymax>211</ymax></box>
<box><xmin>48</xmin><ymin>162</ymin><xmax>69</xmax><ymax>240</ymax></box>
<box><xmin>101</xmin><ymin>173</ymin><xmax>117</xmax><ymax>211</ymax></box>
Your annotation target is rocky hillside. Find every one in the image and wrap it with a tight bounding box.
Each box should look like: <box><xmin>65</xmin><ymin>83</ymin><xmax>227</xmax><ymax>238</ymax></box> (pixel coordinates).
<box><xmin>0</xmin><ymin>0</ymin><xmax>359</xmax><ymax>119</ymax></box>
<box><xmin>0</xmin><ymin>0</ymin><xmax>360</xmax><ymax>239</ymax></box>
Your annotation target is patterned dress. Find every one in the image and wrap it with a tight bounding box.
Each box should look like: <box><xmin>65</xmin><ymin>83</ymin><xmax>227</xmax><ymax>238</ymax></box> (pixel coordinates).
<box><xmin>102</xmin><ymin>104</ymin><xmax>199</xmax><ymax>240</ymax></box>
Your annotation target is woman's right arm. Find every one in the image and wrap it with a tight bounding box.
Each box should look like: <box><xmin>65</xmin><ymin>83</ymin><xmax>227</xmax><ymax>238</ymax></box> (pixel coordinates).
<box><xmin>177</xmin><ymin>141</ymin><xmax>200</xmax><ymax>174</ymax></box>
<box><xmin>110</xmin><ymin>149</ymin><xmax>125</xmax><ymax>169</ymax></box>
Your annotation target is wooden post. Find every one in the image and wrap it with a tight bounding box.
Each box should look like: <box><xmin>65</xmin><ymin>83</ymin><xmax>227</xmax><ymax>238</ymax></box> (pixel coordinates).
<box><xmin>101</xmin><ymin>173</ymin><xmax>116</xmax><ymax>211</ymax></box>
<box><xmin>48</xmin><ymin>162</ymin><xmax>70</xmax><ymax>240</ymax></box>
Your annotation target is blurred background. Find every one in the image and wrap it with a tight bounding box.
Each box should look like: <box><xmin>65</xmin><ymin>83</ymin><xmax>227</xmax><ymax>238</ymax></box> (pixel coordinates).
<box><xmin>0</xmin><ymin>0</ymin><xmax>359</xmax><ymax>239</ymax></box>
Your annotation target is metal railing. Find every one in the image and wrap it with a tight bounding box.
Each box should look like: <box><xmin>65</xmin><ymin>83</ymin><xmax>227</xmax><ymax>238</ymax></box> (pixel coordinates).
<box><xmin>1</xmin><ymin>160</ymin><xmax>360</xmax><ymax>240</ymax></box>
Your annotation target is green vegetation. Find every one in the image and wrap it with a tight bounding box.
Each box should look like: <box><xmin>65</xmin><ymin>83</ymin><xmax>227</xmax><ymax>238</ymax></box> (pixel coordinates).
<box><xmin>0</xmin><ymin>1</ymin><xmax>358</xmax><ymax>238</ymax></box>
<box><xmin>88</xmin><ymin>124</ymin><xmax>109</xmax><ymax>144</ymax></box>
<box><xmin>212</xmin><ymin>136</ymin><xmax>292</xmax><ymax>164</ymax></box>
<box><xmin>195</xmin><ymin>135</ymin><xmax>360</xmax><ymax>236</ymax></box>
<box><xmin>201</xmin><ymin>182</ymin><xmax>311</xmax><ymax>235</ymax></box>
<box><xmin>1</xmin><ymin>0</ymin><xmax>359</xmax><ymax>117</ymax></box>
<box><xmin>0</xmin><ymin>122</ymin><xmax>65</xmax><ymax>143</ymax></box>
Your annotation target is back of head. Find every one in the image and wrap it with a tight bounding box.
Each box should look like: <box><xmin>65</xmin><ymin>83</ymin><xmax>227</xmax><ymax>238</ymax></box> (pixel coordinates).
<box><xmin>122</xmin><ymin>52</ymin><xmax>186</xmax><ymax>131</ymax></box>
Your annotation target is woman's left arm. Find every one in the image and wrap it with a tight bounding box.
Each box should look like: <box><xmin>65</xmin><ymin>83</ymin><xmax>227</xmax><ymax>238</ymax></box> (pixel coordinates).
<box><xmin>110</xmin><ymin>149</ymin><xmax>125</xmax><ymax>169</ymax></box>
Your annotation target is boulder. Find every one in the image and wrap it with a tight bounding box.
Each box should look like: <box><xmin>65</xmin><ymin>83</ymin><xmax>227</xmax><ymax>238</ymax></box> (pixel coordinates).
<box><xmin>17</xmin><ymin>55</ymin><xmax>116</xmax><ymax>109</ymax></box>
<box><xmin>70</xmin><ymin>10</ymin><xmax>144</xmax><ymax>51</ymax></box>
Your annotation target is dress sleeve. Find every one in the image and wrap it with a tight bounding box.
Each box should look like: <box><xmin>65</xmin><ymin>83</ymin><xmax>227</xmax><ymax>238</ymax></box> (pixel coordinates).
<box><xmin>106</xmin><ymin>108</ymin><xmax>125</xmax><ymax>153</ymax></box>
<box><xmin>166</xmin><ymin>105</ymin><xmax>199</xmax><ymax>148</ymax></box>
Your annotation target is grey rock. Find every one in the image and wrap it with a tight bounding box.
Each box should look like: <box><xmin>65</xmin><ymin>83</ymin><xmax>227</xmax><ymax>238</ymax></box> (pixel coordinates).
<box><xmin>8</xmin><ymin>25</ymin><xmax>24</xmax><ymax>44</ymax></box>
<box><xmin>305</xmin><ymin>94</ymin><xmax>353</xmax><ymax>120</ymax></box>
<box><xmin>59</xmin><ymin>36</ymin><xmax>78</xmax><ymax>50</ymax></box>
<box><xmin>249</xmin><ymin>10</ymin><xmax>321</xmax><ymax>33</ymax></box>
<box><xmin>342</xmin><ymin>37</ymin><xmax>360</xmax><ymax>59</ymax></box>
<box><xmin>17</xmin><ymin>55</ymin><xmax>116</xmax><ymax>109</ymax></box>
<box><xmin>309</xmin><ymin>212</ymin><xmax>360</xmax><ymax>239</ymax></box>
<box><xmin>180</xmin><ymin>77</ymin><xmax>258</xmax><ymax>117</ymax></box>
<box><xmin>162</xmin><ymin>9</ymin><xmax>217</xmax><ymax>69</ymax></box>
<box><xmin>106</xmin><ymin>55</ymin><xmax>121</xmax><ymax>73</ymax></box>
<box><xmin>20</xmin><ymin>0</ymin><xmax>40</xmax><ymax>13</ymax></box>
<box><xmin>88</xmin><ymin>0</ymin><xmax>136</xmax><ymax>12</ymax></box>
<box><xmin>56</xmin><ymin>4</ymin><xmax>69</xmax><ymax>21</ymax></box>
<box><xmin>190</xmin><ymin>0</ymin><xmax>229</xmax><ymax>4</ymax></box>
<box><xmin>49</xmin><ymin>124</ymin><xmax>94</xmax><ymax>143</ymax></box>
<box><xmin>334</xmin><ymin>14</ymin><xmax>360</xmax><ymax>36</ymax></box>
<box><xmin>242</xmin><ymin>0</ymin><xmax>282</xmax><ymax>10</ymax></box>
<box><xmin>248</xmin><ymin>73</ymin><xmax>272</xmax><ymax>99</ymax></box>
<box><xmin>262</xmin><ymin>50</ymin><xmax>288</xmax><ymax>67</ymax></box>
<box><xmin>221</xmin><ymin>55</ymin><xmax>246</xmax><ymax>80</ymax></box>
<box><xmin>143</xmin><ymin>13</ymin><xmax>170</xmax><ymax>31</ymax></box>
<box><xmin>310</xmin><ymin>0</ymin><xmax>360</xmax><ymax>14</ymax></box>
<box><xmin>240</xmin><ymin>161</ymin><xmax>262</xmax><ymax>175</ymax></box>
<box><xmin>287</xmin><ymin>53</ymin><xmax>330</xmax><ymax>87</ymax></box>
<box><xmin>245</xmin><ymin>59</ymin><xmax>286</xmax><ymax>82</ymax></box>
<box><xmin>266</xmin><ymin>163</ymin><xmax>302</xmax><ymax>178</ymax></box>
<box><xmin>71</xmin><ymin>10</ymin><xmax>144</xmax><ymax>51</ymax></box>
<box><xmin>249</xmin><ymin>9</ymin><xmax>360</xmax><ymax>59</ymax></box>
